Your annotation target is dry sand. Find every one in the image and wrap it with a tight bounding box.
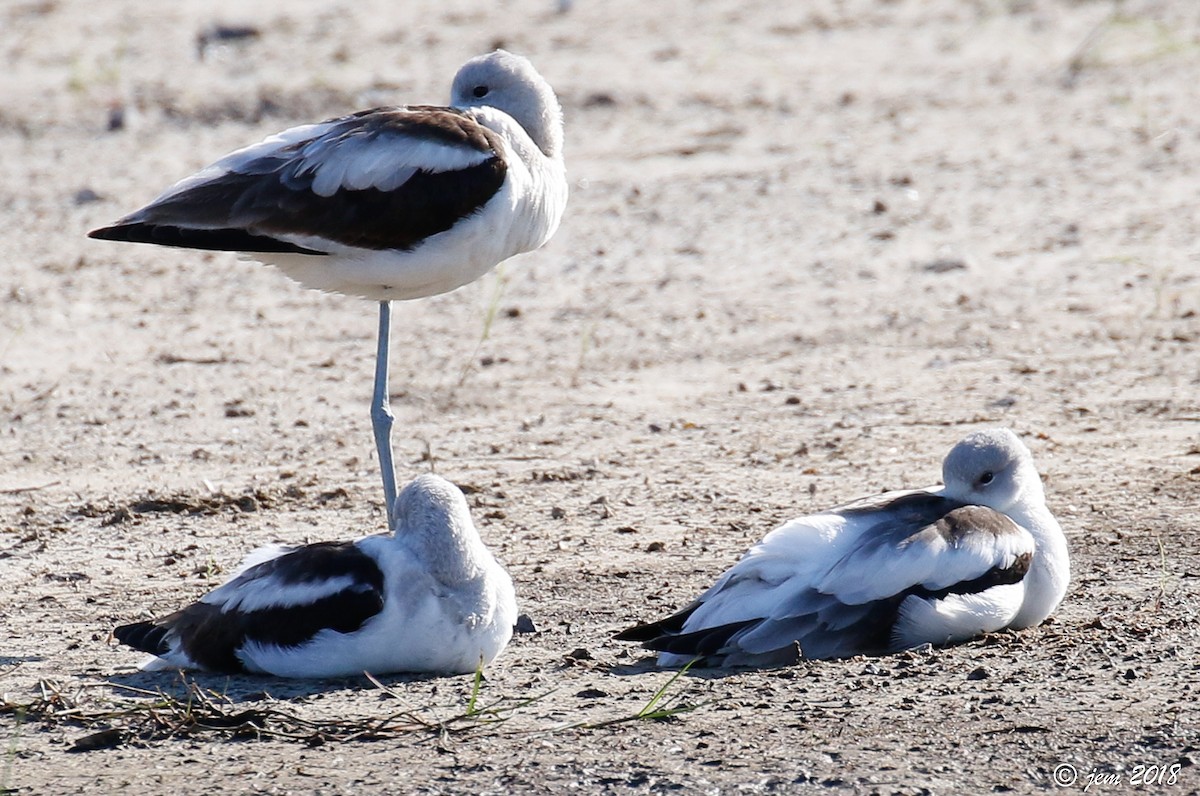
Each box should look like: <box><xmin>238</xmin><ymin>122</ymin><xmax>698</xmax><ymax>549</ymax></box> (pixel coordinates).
<box><xmin>2</xmin><ymin>0</ymin><xmax>1199</xmax><ymax>792</ymax></box>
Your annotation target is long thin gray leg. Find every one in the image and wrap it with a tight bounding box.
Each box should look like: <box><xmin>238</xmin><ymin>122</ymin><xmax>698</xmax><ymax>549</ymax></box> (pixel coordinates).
<box><xmin>371</xmin><ymin>301</ymin><xmax>398</xmax><ymax>528</ymax></box>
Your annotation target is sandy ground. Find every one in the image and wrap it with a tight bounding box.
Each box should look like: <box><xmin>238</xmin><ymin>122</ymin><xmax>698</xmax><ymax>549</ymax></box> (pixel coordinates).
<box><xmin>3</xmin><ymin>0</ymin><xmax>1200</xmax><ymax>792</ymax></box>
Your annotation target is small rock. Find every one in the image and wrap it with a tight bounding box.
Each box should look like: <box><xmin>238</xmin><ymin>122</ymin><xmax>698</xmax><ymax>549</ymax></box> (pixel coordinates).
<box><xmin>582</xmin><ymin>92</ymin><xmax>617</xmax><ymax>108</ymax></box>
<box><xmin>967</xmin><ymin>666</ymin><xmax>990</xmax><ymax>681</ymax></box>
<box><xmin>73</xmin><ymin>188</ymin><xmax>102</xmax><ymax>205</ymax></box>
<box><xmin>196</xmin><ymin>22</ymin><xmax>262</xmax><ymax>59</ymax></box>
<box><xmin>922</xmin><ymin>258</ymin><xmax>967</xmax><ymax>273</ymax></box>
<box><xmin>101</xmin><ymin>506</ymin><xmax>133</xmax><ymax>527</ymax></box>
<box><xmin>514</xmin><ymin>614</ymin><xmax>538</xmax><ymax>634</ymax></box>
<box><xmin>70</xmin><ymin>728</ymin><xmax>126</xmax><ymax>753</ymax></box>
<box><xmin>106</xmin><ymin>105</ymin><xmax>126</xmax><ymax>131</ymax></box>
<box><xmin>224</xmin><ymin>400</ymin><xmax>254</xmax><ymax>418</ymax></box>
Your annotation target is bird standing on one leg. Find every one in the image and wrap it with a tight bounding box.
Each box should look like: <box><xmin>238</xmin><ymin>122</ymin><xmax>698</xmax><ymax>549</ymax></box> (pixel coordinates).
<box><xmin>89</xmin><ymin>50</ymin><xmax>568</xmax><ymax>528</ymax></box>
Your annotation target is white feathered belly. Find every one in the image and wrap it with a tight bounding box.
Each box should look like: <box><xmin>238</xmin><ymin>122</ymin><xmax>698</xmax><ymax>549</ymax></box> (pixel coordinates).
<box><xmin>233</xmin><ymin>583</ymin><xmax>516</xmax><ymax>678</ymax></box>
<box><xmin>251</xmin><ymin>172</ymin><xmax>561</xmax><ymax>302</ymax></box>
<box><xmin>891</xmin><ymin>582</ymin><xmax>1025</xmax><ymax>651</ymax></box>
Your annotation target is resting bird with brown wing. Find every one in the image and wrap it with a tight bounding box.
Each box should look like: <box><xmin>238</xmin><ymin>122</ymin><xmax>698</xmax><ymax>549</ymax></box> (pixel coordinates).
<box><xmin>617</xmin><ymin>429</ymin><xmax>1070</xmax><ymax>667</ymax></box>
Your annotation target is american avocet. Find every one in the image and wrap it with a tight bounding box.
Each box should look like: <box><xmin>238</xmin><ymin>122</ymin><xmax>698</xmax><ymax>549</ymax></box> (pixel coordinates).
<box><xmin>114</xmin><ymin>474</ymin><xmax>517</xmax><ymax>677</ymax></box>
<box><xmin>617</xmin><ymin>429</ymin><xmax>1070</xmax><ymax>667</ymax></box>
<box><xmin>89</xmin><ymin>50</ymin><xmax>567</xmax><ymax>528</ymax></box>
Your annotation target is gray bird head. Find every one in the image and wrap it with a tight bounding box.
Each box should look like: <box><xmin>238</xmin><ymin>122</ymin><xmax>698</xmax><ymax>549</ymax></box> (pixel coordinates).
<box><xmin>393</xmin><ymin>474</ymin><xmax>490</xmax><ymax>582</ymax></box>
<box><xmin>451</xmin><ymin>50</ymin><xmax>564</xmax><ymax>158</ymax></box>
<box><xmin>394</xmin><ymin>474</ymin><xmax>471</xmax><ymax>534</ymax></box>
<box><xmin>941</xmin><ymin>428</ymin><xmax>1044</xmax><ymax>512</ymax></box>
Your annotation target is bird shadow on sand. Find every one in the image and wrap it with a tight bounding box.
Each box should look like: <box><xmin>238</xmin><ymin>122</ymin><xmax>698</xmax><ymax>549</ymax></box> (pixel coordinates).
<box><xmin>100</xmin><ymin>667</ymin><xmax>462</xmax><ymax>704</ymax></box>
<box><xmin>0</xmin><ymin>655</ymin><xmax>46</xmax><ymax>667</ymax></box>
<box><xmin>604</xmin><ymin>656</ymin><xmax>799</xmax><ymax>681</ymax></box>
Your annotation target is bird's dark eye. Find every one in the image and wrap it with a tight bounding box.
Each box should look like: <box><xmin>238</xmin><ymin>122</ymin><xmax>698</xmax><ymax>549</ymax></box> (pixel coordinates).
<box><xmin>979</xmin><ymin>471</ymin><xmax>995</xmax><ymax>486</ymax></box>
<box><xmin>472</xmin><ymin>85</ymin><xmax>489</xmax><ymax>98</ymax></box>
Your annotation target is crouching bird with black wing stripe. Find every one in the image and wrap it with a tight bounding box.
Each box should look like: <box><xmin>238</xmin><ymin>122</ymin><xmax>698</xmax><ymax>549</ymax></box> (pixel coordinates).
<box><xmin>617</xmin><ymin>428</ymin><xmax>1070</xmax><ymax>668</ymax></box>
<box><xmin>114</xmin><ymin>475</ymin><xmax>517</xmax><ymax>678</ymax></box>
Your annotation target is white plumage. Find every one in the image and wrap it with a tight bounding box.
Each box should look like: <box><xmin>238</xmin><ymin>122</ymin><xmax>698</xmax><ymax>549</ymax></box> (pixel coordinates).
<box><xmin>618</xmin><ymin>428</ymin><xmax>1070</xmax><ymax>667</ymax></box>
<box><xmin>115</xmin><ymin>475</ymin><xmax>517</xmax><ymax>678</ymax></box>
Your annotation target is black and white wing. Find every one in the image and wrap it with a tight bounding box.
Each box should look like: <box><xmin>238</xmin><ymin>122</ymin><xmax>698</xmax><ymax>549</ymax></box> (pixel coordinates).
<box><xmin>619</xmin><ymin>492</ymin><xmax>1035</xmax><ymax>666</ymax></box>
<box><xmin>88</xmin><ymin>106</ymin><xmax>508</xmax><ymax>255</ymax></box>
<box><xmin>114</xmin><ymin>540</ymin><xmax>387</xmax><ymax>673</ymax></box>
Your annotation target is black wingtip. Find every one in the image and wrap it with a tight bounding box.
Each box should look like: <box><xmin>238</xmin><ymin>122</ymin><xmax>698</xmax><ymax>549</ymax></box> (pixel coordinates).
<box><xmin>86</xmin><ymin>222</ymin><xmax>328</xmax><ymax>255</ymax></box>
<box><xmin>614</xmin><ymin>600</ymin><xmax>703</xmax><ymax>643</ymax></box>
<box><xmin>87</xmin><ymin>222</ymin><xmax>166</xmax><ymax>245</ymax></box>
<box><xmin>614</xmin><ymin>622</ymin><xmax>661</xmax><ymax>643</ymax></box>
<box><xmin>87</xmin><ymin>224</ymin><xmax>126</xmax><ymax>241</ymax></box>
<box><xmin>113</xmin><ymin>620</ymin><xmax>171</xmax><ymax>655</ymax></box>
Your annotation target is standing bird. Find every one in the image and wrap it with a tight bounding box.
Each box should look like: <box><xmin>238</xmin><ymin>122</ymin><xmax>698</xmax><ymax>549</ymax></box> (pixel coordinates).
<box><xmin>617</xmin><ymin>428</ymin><xmax>1070</xmax><ymax>667</ymax></box>
<box><xmin>113</xmin><ymin>474</ymin><xmax>518</xmax><ymax>677</ymax></box>
<box><xmin>89</xmin><ymin>50</ymin><xmax>567</xmax><ymax>529</ymax></box>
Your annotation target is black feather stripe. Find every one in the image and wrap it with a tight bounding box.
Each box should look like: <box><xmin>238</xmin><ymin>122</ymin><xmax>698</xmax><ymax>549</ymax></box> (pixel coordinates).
<box><xmin>113</xmin><ymin>620</ymin><xmax>173</xmax><ymax>655</ymax></box>
<box><xmin>248</xmin><ymin>541</ymin><xmax>385</xmax><ymax>589</ymax></box>
<box><xmin>614</xmin><ymin>600</ymin><xmax>701</xmax><ymax>642</ymax></box>
<box><xmin>641</xmin><ymin>618</ymin><xmax>759</xmax><ymax>656</ymax></box>
<box><xmin>89</xmin><ymin>106</ymin><xmax>509</xmax><ymax>256</ymax></box>
<box><xmin>853</xmin><ymin>549</ymin><xmax>1034</xmax><ymax>653</ymax></box>
<box><xmin>911</xmin><ymin>551</ymin><xmax>1033</xmax><ymax>601</ymax></box>
<box><xmin>90</xmin><ymin>160</ymin><xmax>506</xmax><ymax>255</ymax></box>
<box><xmin>88</xmin><ymin>223</ymin><xmax>328</xmax><ymax>254</ymax></box>
<box><xmin>279</xmin><ymin>160</ymin><xmax>507</xmax><ymax>251</ymax></box>
<box><xmin>155</xmin><ymin>603</ymin><xmax>248</xmax><ymax>672</ymax></box>
<box><xmin>169</xmin><ymin>588</ymin><xmax>386</xmax><ymax>673</ymax></box>
<box><xmin>113</xmin><ymin>541</ymin><xmax>388</xmax><ymax>673</ymax></box>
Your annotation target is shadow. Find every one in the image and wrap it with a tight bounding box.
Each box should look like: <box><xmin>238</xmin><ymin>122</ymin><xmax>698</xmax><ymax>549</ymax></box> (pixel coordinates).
<box><xmin>606</xmin><ymin>658</ymin><xmax>664</xmax><ymax>677</ymax></box>
<box><xmin>607</xmin><ymin>658</ymin><xmax>798</xmax><ymax>680</ymax></box>
<box><xmin>0</xmin><ymin>655</ymin><xmax>46</xmax><ymax>666</ymax></box>
<box><xmin>607</xmin><ymin>641</ymin><xmax>812</xmax><ymax>679</ymax></box>
<box><xmin>101</xmin><ymin>667</ymin><xmax>464</xmax><ymax>703</ymax></box>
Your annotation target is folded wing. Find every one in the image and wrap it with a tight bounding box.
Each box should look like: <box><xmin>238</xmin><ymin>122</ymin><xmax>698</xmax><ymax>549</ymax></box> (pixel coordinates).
<box><xmin>619</xmin><ymin>492</ymin><xmax>1035</xmax><ymax>665</ymax></box>
<box><xmin>114</xmin><ymin>540</ymin><xmax>387</xmax><ymax>673</ymax></box>
<box><xmin>88</xmin><ymin>107</ymin><xmax>507</xmax><ymax>254</ymax></box>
